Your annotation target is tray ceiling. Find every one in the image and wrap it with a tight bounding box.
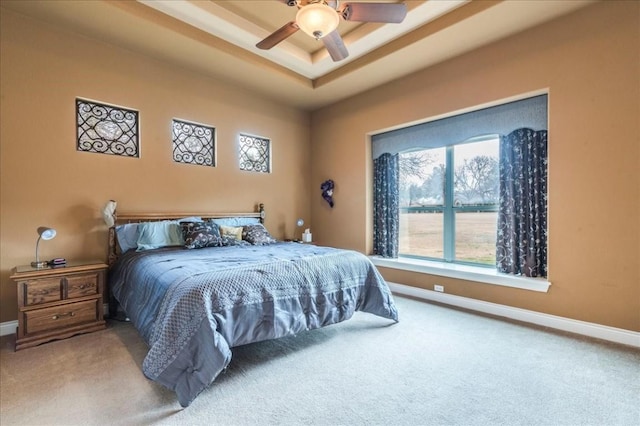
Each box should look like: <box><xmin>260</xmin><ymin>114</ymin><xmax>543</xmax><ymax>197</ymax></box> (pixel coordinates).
<box><xmin>1</xmin><ymin>0</ymin><xmax>593</xmax><ymax>111</ymax></box>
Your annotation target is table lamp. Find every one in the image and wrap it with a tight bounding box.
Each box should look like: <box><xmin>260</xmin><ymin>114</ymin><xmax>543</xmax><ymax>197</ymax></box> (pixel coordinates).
<box><xmin>31</xmin><ymin>226</ymin><xmax>56</xmax><ymax>268</ymax></box>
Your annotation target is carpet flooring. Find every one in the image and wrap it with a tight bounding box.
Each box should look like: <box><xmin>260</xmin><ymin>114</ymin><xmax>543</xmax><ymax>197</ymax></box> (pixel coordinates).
<box><xmin>1</xmin><ymin>295</ymin><xmax>639</xmax><ymax>426</ymax></box>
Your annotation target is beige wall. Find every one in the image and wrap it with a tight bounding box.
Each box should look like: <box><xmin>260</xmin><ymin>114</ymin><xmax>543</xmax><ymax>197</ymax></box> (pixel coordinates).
<box><xmin>2</xmin><ymin>2</ymin><xmax>639</xmax><ymax>333</ymax></box>
<box><xmin>0</xmin><ymin>9</ymin><xmax>311</xmax><ymax>322</ymax></box>
<box><xmin>310</xmin><ymin>1</ymin><xmax>640</xmax><ymax>331</ymax></box>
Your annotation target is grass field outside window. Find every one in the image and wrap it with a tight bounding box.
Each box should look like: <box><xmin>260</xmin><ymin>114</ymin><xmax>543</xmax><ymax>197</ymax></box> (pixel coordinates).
<box><xmin>399</xmin><ymin>211</ymin><xmax>497</xmax><ymax>265</ymax></box>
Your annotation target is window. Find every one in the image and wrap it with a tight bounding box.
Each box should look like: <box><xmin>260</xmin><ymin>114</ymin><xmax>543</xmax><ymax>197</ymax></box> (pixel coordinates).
<box><xmin>399</xmin><ymin>137</ymin><xmax>499</xmax><ymax>266</ymax></box>
<box><xmin>238</xmin><ymin>133</ymin><xmax>271</xmax><ymax>173</ymax></box>
<box><xmin>172</xmin><ymin>119</ymin><xmax>215</xmax><ymax>167</ymax></box>
<box><xmin>76</xmin><ymin>98</ymin><xmax>139</xmax><ymax>157</ymax></box>
<box><xmin>372</xmin><ymin>94</ymin><xmax>548</xmax><ymax>277</ymax></box>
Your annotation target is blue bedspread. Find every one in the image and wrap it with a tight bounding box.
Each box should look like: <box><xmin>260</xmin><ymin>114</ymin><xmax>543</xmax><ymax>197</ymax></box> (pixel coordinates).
<box><xmin>109</xmin><ymin>242</ymin><xmax>398</xmax><ymax>407</ymax></box>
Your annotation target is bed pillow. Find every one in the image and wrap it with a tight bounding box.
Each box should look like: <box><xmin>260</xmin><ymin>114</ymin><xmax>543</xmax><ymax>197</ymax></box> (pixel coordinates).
<box><xmin>211</xmin><ymin>217</ymin><xmax>260</xmax><ymax>227</ymax></box>
<box><xmin>177</xmin><ymin>216</ymin><xmax>203</xmax><ymax>223</ymax></box>
<box><xmin>219</xmin><ymin>225</ymin><xmax>243</xmax><ymax>241</ymax></box>
<box><xmin>136</xmin><ymin>221</ymin><xmax>183</xmax><ymax>251</ymax></box>
<box><xmin>115</xmin><ymin>223</ymin><xmax>139</xmax><ymax>253</ymax></box>
<box><xmin>181</xmin><ymin>221</ymin><xmax>223</xmax><ymax>249</ymax></box>
<box><xmin>242</xmin><ymin>223</ymin><xmax>277</xmax><ymax>245</ymax></box>
<box><xmin>115</xmin><ymin>216</ymin><xmax>202</xmax><ymax>253</ymax></box>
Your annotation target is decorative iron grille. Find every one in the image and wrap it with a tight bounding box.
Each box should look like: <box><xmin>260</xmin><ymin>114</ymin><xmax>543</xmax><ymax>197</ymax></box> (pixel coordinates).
<box><xmin>76</xmin><ymin>98</ymin><xmax>139</xmax><ymax>157</ymax></box>
<box><xmin>239</xmin><ymin>133</ymin><xmax>271</xmax><ymax>173</ymax></box>
<box><xmin>172</xmin><ymin>119</ymin><xmax>215</xmax><ymax>167</ymax></box>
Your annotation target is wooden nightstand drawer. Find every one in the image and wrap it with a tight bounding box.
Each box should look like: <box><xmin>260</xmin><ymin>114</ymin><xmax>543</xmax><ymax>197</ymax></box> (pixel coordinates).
<box><xmin>22</xmin><ymin>278</ymin><xmax>62</xmax><ymax>306</ymax></box>
<box><xmin>65</xmin><ymin>273</ymin><xmax>98</xmax><ymax>299</ymax></box>
<box><xmin>24</xmin><ymin>299</ymin><xmax>99</xmax><ymax>335</ymax></box>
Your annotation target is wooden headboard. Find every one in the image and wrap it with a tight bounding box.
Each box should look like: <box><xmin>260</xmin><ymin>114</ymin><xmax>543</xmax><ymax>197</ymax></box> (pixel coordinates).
<box><xmin>107</xmin><ymin>203</ymin><xmax>265</xmax><ymax>266</ymax></box>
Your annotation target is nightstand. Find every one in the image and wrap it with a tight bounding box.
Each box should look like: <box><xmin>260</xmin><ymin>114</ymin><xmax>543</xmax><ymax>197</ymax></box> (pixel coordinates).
<box><xmin>10</xmin><ymin>261</ymin><xmax>108</xmax><ymax>351</ymax></box>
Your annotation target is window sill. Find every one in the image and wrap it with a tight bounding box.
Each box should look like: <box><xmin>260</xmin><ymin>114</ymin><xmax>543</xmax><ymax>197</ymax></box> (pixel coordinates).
<box><xmin>369</xmin><ymin>256</ymin><xmax>550</xmax><ymax>293</ymax></box>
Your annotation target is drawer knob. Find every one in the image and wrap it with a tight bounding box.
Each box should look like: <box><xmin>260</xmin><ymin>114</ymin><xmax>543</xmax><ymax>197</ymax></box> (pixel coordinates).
<box><xmin>52</xmin><ymin>311</ymin><xmax>76</xmax><ymax>320</ymax></box>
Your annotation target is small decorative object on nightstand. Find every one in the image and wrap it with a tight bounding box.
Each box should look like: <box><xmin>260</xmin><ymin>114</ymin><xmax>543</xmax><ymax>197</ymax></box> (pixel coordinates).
<box><xmin>302</xmin><ymin>228</ymin><xmax>313</xmax><ymax>243</ymax></box>
<box><xmin>10</xmin><ymin>261</ymin><xmax>108</xmax><ymax>351</ymax></box>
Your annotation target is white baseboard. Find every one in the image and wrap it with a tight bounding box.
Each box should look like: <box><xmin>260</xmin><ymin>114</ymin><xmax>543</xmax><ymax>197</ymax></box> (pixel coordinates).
<box><xmin>0</xmin><ymin>303</ymin><xmax>111</xmax><ymax>337</ymax></box>
<box><xmin>388</xmin><ymin>282</ymin><xmax>640</xmax><ymax>348</ymax></box>
<box><xmin>0</xmin><ymin>320</ymin><xmax>18</xmax><ymax>337</ymax></box>
<box><xmin>2</xmin><ymin>294</ymin><xmax>638</xmax><ymax>348</ymax></box>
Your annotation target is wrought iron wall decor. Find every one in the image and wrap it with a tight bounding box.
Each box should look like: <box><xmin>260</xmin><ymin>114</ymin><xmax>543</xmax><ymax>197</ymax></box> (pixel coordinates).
<box><xmin>239</xmin><ymin>133</ymin><xmax>271</xmax><ymax>173</ymax></box>
<box><xmin>76</xmin><ymin>98</ymin><xmax>139</xmax><ymax>157</ymax></box>
<box><xmin>172</xmin><ymin>119</ymin><xmax>215</xmax><ymax>167</ymax></box>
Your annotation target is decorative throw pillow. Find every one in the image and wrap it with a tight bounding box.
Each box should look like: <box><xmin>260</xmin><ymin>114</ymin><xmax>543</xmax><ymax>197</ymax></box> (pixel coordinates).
<box><xmin>181</xmin><ymin>221</ymin><xmax>223</xmax><ymax>249</ymax></box>
<box><xmin>220</xmin><ymin>236</ymin><xmax>250</xmax><ymax>247</ymax></box>
<box><xmin>242</xmin><ymin>223</ymin><xmax>277</xmax><ymax>245</ymax></box>
<box><xmin>219</xmin><ymin>225</ymin><xmax>243</xmax><ymax>241</ymax></box>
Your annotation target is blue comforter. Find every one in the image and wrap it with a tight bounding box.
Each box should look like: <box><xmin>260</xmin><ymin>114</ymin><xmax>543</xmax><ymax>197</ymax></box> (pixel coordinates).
<box><xmin>109</xmin><ymin>242</ymin><xmax>398</xmax><ymax>407</ymax></box>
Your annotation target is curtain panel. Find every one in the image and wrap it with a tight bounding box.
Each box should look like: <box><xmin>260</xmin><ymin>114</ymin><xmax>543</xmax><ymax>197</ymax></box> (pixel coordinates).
<box><xmin>373</xmin><ymin>153</ymin><xmax>399</xmax><ymax>258</ymax></box>
<box><xmin>496</xmin><ymin>128</ymin><xmax>548</xmax><ymax>277</ymax></box>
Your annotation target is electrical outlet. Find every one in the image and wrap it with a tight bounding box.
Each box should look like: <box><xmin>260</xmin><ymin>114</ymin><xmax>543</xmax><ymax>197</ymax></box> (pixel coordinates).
<box><xmin>434</xmin><ymin>285</ymin><xmax>444</xmax><ymax>292</ymax></box>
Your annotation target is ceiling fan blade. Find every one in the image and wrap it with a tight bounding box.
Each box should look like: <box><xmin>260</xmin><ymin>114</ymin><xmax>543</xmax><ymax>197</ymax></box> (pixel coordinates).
<box><xmin>256</xmin><ymin>21</ymin><xmax>299</xmax><ymax>50</ymax></box>
<box><xmin>341</xmin><ymin>2</ymin><xmax>408</xmax><ymax>23</ymax></box>
<box><xmin>322</xmin><ymin>30</ymin><xmax>349</xmax><ymax>62</ymax></box>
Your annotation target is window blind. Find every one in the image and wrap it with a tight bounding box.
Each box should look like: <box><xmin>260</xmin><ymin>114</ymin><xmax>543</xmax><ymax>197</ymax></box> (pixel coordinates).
<box><xmin>371</xmin><ymin>94</ymin><xmax>548</xmax><ymax>159</ymax></box>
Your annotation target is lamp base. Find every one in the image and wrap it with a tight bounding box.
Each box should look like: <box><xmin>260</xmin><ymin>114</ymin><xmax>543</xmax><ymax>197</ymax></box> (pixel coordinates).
<box><xmin>30</xmin><ymin>261</ymin><xmax>49</xmax><ymax>268</ymax></box>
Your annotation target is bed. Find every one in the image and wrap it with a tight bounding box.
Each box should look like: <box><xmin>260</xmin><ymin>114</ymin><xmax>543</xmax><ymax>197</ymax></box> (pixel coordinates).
<box><xmin>106</xmin><ymin>203</ymin><xmax>398</xmax><ymax>407</ymax></box>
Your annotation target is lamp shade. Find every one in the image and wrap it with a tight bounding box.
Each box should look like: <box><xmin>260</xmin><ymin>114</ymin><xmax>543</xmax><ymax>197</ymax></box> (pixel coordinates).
<box><xmin>296</xmin><ymin>3</ymin><xmax>340</xmax><ymax>39</ymax></box>
<box><xmin>38</xmin><ymin>227</ymin><xmax>57</xmax><ymax>240</ymax></box>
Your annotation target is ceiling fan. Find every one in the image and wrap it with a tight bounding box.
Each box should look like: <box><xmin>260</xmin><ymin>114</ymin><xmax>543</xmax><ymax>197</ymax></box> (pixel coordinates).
<box><xmin>256</xmin><ymin>0</ymin><xmax>408</xmax><ymax>62</ymax></box>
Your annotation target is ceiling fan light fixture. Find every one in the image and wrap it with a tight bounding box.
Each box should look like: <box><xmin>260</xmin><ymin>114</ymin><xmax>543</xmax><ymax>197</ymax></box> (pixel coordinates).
<box><xmin>296</xmin><ymin>2</ymin><xmax>339</xmax><ymax>40</ymax></box>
